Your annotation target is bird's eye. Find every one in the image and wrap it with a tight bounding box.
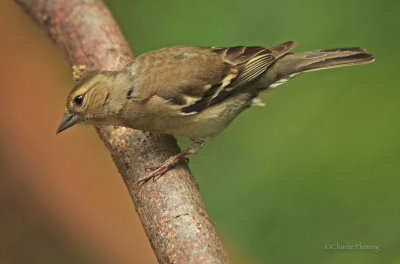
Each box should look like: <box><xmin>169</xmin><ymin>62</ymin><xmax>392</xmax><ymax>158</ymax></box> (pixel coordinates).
<box><xmin>74</xmin><ymin>95</ymin><xmax>84</xmax><ymax>106</ymax></box>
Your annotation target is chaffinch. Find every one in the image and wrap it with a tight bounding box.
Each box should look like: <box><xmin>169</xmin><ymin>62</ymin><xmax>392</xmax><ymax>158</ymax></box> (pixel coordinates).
<box><xmin>57</xmin><ymin>41</ymin><xmax>374</xmax><ymax>183</ymax></box>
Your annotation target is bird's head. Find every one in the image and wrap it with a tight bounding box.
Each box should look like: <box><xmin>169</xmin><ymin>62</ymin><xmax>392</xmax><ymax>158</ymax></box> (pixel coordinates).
<box><xmin>56</xmin><ymin>70</ymin><xmax>116</xmax><ymax>134</ymax></box>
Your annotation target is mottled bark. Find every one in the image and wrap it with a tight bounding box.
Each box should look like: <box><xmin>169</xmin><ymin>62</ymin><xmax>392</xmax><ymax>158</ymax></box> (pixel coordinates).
<box><xmin>14</xmin><ymin>0</ymin><xmax>230</xmax><ymax>263</ymax></box>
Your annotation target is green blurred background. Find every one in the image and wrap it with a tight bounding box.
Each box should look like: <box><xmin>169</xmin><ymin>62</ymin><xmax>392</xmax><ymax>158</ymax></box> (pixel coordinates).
<box><xmin>1</xmin><ymin>0</ymin><xmax>399</xmax><ymax>263</ymax></box>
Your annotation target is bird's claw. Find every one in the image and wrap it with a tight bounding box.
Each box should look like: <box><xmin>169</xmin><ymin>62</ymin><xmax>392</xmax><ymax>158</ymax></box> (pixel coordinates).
<box><xmin>137</xmin><ymin>162</ymin><xmax>172</xmax><ymax>185</ymax></box>
<box><xmin>144</xmin><ymin>163</ymin><xmax>163</xmax><ymax>172</ymax></box>
<box><xmin>72</xmin><ymin>65</ymin><xmax>87</xmax><ymax>81</ymax></box>
<box><xmin>136</xmin><ymin>153</ymin><xmax>190</xmax><ymax>185</ymax></box>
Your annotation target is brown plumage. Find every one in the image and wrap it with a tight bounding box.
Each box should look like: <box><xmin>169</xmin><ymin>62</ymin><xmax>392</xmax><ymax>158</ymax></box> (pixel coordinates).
<box><xmin>57</xmin><ymin>41</ymin><xmax>374</xmax><ymax>183</ymax></box>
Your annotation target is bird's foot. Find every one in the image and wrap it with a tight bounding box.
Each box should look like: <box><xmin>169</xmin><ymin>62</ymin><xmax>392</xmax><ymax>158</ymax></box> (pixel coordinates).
<box><xmin>136</xmin><ymin>153</ymin><xmax>187</xmax><ymax>185</ymax></box>
<box><xmin>72</xmin><ymin>65</ymin><xmax>87</xmax><ymax>81</ymax></box>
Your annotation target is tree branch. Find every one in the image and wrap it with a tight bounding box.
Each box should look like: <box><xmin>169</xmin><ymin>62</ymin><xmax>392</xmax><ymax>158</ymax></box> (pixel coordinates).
<box><xmin>14</xmin><ymin>0</ymin><xmax>230</xmax><ymax>263</ymax></box>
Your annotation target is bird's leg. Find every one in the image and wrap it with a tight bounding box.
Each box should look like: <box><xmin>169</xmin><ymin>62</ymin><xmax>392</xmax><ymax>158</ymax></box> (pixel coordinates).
<box><xmin>137</xmin><ymin>139</ymin><xmax>205</xmax><ymax>185</ymax></box>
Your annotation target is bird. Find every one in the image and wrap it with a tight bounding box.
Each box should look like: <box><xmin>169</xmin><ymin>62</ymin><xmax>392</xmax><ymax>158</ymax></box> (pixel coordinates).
<box><xmin>57</xmin><ymin>41</ymin><xmax>374</xmax><ymax>183</ymax></box>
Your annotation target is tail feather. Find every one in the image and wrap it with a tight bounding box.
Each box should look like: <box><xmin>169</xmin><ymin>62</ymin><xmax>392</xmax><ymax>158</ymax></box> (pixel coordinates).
<box><xmin>255</xmin><ymin>47</ymin><xmax>374</xmax><ymax>90</ymax></box>
<box><xmin>296</xmin><ymin>48</ymin><xmax>374</xmax><ymax>72</ymax></box>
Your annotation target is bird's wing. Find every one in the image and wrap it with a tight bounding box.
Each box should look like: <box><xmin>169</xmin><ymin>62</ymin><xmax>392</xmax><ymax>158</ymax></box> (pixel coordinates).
<box><xmin>129</xmin><ymin>41</ymin><xmax>296</xmax><ymax>114</ymax></box>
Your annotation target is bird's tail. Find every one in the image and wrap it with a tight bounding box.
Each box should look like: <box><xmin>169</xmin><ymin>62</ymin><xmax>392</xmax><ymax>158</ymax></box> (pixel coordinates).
<box><xmin>256</xmin><ymin>47</ymin><xmax>374</xmax><ymax>90</ymax></box>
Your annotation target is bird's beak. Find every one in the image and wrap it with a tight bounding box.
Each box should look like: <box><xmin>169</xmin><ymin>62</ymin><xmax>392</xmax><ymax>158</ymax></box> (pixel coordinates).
<box><xmin>56</xmin><ymin>113</ymin><xmax>80</xmax><ymax>134</ymax></box>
